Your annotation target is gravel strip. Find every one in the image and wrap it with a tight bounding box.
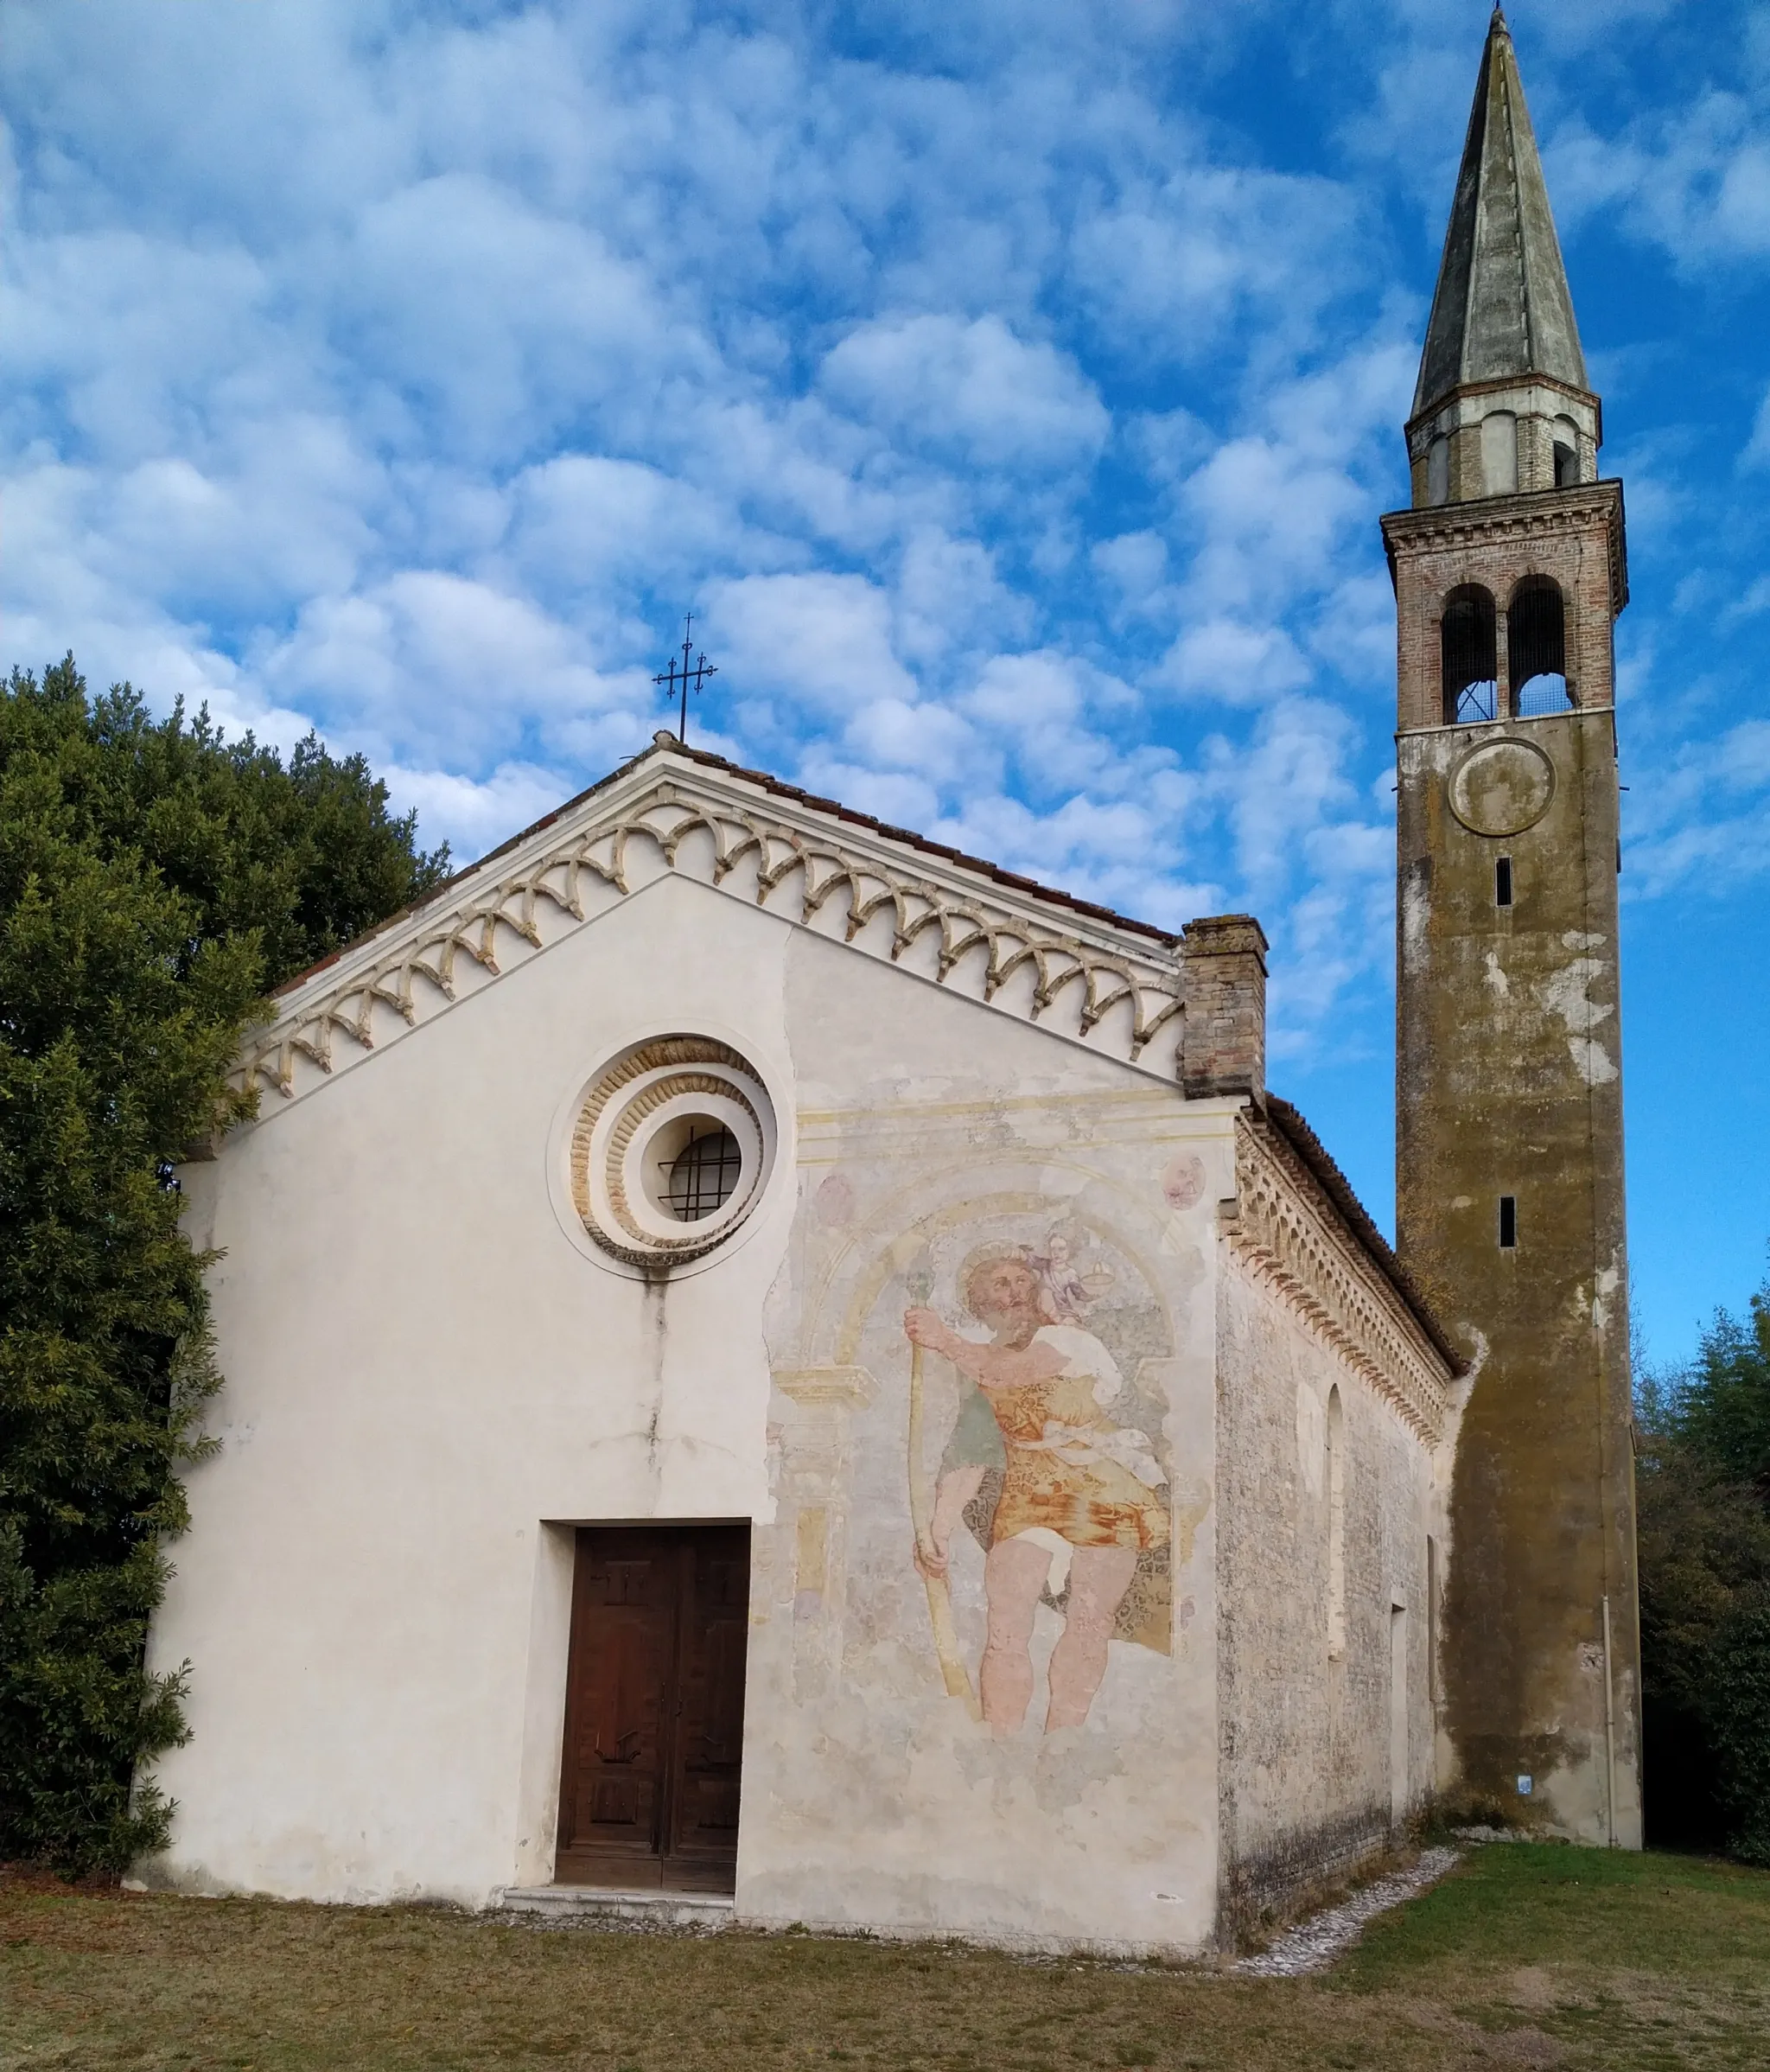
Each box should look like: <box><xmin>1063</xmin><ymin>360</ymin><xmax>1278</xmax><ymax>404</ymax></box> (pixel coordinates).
<box><xmin>1235</xmin><ymin>1846</ymin><xmax>1461</xmax><ymax>1977</ymax></box>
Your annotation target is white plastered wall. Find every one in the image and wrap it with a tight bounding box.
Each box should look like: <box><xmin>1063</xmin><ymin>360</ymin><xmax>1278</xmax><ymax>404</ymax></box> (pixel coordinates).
<box><xmin>143</xmin><ymin>862</ymin><xmax>1237</xmax><ymax>1950</ymax></box>
<box><xmin>146</xmin><ymin>871</ymin><xmax>796</xmax><ymax>1906</ymax></box>
<box><xmin>742</xmin><ymin>930</ymin><xmax>1235</xmax><ymax>1954</ymax></box>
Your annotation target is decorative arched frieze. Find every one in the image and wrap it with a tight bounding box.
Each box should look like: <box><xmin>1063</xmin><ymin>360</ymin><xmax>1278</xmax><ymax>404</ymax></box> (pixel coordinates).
<box><xmin>1222</xmin><ymin>1114</ymin><xmax>1452</xmax><ymax>1443</ymax></box>
<box><xmin>229</xmin><ymin>760</ymin><xmax>1187</xmax><ymax>1107</ymax></box>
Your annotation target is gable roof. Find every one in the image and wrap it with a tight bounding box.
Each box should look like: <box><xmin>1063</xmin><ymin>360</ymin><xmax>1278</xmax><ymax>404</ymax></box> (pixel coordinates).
<box><xmin>234</xmin><ymin>732</ymin><xmax>1191</xmax><ymax>1107</ymax></box>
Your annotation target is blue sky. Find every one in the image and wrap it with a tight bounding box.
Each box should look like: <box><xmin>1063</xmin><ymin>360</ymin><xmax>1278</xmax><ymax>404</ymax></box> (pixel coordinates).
<box><xmin>3</xmin><ymin>0</ymin><xmax>1767</xmax><ymax>1368</ymax></box>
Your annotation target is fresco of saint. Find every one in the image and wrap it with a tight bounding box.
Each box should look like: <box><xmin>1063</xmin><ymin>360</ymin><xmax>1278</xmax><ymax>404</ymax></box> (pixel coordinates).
<box><xmin>905</xmin><ymin>1250</ymin><xmax>1169</xmax><ymax>1736</ymax></box>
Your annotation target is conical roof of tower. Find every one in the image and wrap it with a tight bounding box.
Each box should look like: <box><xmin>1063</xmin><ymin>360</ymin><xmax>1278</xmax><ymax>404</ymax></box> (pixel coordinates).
<box><xmin>1412</xmin><ymin>7</ymin><xmax>1588</xmax><ymax>420</ymax></box>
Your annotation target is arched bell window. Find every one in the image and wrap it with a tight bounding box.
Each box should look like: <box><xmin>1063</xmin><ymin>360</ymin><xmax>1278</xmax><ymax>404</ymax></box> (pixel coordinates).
<box><xmin>1509</xmin><ymin>576</ymin><xmax>1570</xmax><ymax>716</ymax></box>
<box><xmin>1442</xmin><ymin>584</ymin><xmax>1498</xmax><ymax>724</ymax></box>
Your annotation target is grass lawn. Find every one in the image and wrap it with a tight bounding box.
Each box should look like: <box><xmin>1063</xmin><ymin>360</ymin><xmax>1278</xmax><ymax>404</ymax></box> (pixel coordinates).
<box><xmin>3</xmin><ymin>1844</ymin><xmax>1767</xmax><ymax>2070</ymax></box>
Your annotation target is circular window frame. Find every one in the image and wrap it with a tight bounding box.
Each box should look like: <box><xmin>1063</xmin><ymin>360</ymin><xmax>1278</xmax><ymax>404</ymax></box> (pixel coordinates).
<box><xmin>550</xmin><ymin>1034</ymin><xmax>781</xmax><ymax>1277</ymax></box>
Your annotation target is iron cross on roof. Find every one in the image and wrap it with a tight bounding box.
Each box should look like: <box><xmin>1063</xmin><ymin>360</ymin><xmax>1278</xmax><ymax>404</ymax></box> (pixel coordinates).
<box><xmin>653</xmin><ymin>614</ymin><xmax>719</xmax><ymax>745</ymax></box>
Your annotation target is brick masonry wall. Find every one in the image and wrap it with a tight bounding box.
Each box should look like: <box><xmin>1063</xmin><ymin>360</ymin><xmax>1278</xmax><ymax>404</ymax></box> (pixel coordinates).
<box><xmin>1179</xmin><ymin>917</ymin><xmax>1268</xmax><ymax>1101</ymax></box>
<box><xmin>1387</xmin><ymin>468</ymin><xmax>1642</xmax><ymax>1847</ymax></box>
<box><xmin>1384</xmin><ymin>482</ymin><xmax>1625</xmax><ymax>730</ymax></box>
<box><xmin>1214</xmin><ymin>1245</ymin><xmax>1436</xmax><ymax>1935</ymax></box>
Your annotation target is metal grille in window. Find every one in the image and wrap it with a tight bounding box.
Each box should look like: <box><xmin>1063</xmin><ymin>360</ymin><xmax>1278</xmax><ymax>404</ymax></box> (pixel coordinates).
<box><xmin>1442</xmin><ymin>586</ymin><xmax>1497</xmax><ymax>724</ymax></box>
<box><xmin>664</xmin><ymin>1125</ymin><xmax>742</xmax><ymax>1221</ymax></box>
<box><xmin>1509</xmin><ymin>577</ymin><xmax>1569</xmax><ymax>716</ymax></box>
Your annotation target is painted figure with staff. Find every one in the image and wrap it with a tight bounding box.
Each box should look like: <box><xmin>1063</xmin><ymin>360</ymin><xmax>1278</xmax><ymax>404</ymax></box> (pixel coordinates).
<box><xmin>905</xmin><ymin>1246</ymin><xmax>1168</xmax><ymax>1737</ymax></box>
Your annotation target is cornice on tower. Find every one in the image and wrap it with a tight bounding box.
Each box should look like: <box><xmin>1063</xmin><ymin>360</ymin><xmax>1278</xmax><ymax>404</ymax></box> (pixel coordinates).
<box><xmin>1406</xmin><ymin>8</ymin><xmax>1600</xmax><ymax>508</ymax></box>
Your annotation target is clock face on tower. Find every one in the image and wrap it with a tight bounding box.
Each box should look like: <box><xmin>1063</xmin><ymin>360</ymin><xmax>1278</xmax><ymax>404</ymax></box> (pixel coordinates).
<box><xmin>1447</xmin><ymin>737</ymin><xmax>1557</xmax><ymax>838</ymax></box>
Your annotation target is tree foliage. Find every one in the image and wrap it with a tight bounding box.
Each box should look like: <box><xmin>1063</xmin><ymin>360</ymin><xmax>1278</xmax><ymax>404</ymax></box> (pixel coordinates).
<box><xmin>1635</xmin><ymin>1273</ymin><xmax>1770</xmax><ymax>1864</ymax></box>
<box><xmin>0</xmin><ymin>656</ymin><xmax>447</xmax><ymax>1870</ymax></box>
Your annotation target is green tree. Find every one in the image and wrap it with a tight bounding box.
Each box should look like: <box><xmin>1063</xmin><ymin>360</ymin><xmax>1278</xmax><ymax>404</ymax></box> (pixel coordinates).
<box><xmin>0</xmin><ymin>656</ymin><xmax>447</xmax><ymax>1870</ymax></box>
<box><xmin>1675</xmin><ymin>1288</ymin><xmax>1770</xmax><ymax>1498</ymax></box>
<box><xmin>1635</xmin><ymin>1270</ymin><xmax>1770</xmax><ymax>1865</ymax></box>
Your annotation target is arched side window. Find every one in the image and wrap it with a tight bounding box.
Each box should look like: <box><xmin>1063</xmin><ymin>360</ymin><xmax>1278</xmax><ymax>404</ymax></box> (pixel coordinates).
<box><xmin>1552</xmin><ymin>415</ymin><xmax>1581</xmax><ymax>488</ymax></box>
<box><xmin>1442</xmin><ymin>585</ymin><xmax>1498</xmax><ymax>724</ymax></box>
<box><xmin>1480</xmin><ymin>411</ymin><xmax>1518</xmax><ymax>495</ymax></box>
<box><xmin>1510</xmin><ymin>576</ymin><xmax>1569</xmax><ymax>716</ymax></box>
<box><xmin>1327</xmin><ymin>1385</ymin><xmax>1347</xmax><ymax>1661</ymax></box>
<box><xmin>1427</xmin><ymin>436</ymin><xmax>1449</xmax><ymax>506</ymax></box>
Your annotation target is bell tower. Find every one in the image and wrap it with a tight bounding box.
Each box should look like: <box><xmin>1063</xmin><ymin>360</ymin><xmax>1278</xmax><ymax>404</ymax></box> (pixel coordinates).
<box><xmin>1381</xmin><ymin>8</ymin><xmax>1641</xmax><ymax>1845</ymax></box>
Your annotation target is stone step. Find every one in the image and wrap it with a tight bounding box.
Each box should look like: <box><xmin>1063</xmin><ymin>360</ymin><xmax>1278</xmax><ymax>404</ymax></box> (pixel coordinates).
<box><xmin>497</xmin><ymin>1884</ymin><xmax>735</xmax><ymax>1929</ymax></box>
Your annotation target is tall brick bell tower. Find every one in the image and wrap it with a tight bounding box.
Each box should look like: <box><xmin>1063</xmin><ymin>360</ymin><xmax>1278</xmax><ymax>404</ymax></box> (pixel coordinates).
<box><xmin>1382</xmin><ymin>7</ymin><xmax>1641</xmax><ymax>1845</ymax></box>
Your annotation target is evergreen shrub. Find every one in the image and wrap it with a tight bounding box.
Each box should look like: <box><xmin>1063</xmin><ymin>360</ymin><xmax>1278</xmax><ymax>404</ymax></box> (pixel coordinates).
<box><xmin>0</xmin><ymin>657</ymin><xmax>447</xmax><ymax>1870</ymax></box>
<box><xmin>1636</xmin><ymin>1276</ymin><xmax>1770</xmax><ymax>1865</ymax></box>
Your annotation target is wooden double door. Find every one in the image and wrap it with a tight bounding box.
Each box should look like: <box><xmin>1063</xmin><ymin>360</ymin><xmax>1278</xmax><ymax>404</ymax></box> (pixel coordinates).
<box><xmin>554</xmin><ymin>1524</ymin><xmax>750</xmax><ymax>1893</ymax></box>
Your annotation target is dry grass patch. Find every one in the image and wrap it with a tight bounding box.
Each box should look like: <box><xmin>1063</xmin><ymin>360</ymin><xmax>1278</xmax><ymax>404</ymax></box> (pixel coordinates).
<box><xmin>1</xmin><ymin>1845</ymin><xmax>1766</xmax><ymax>2071</ymax></box>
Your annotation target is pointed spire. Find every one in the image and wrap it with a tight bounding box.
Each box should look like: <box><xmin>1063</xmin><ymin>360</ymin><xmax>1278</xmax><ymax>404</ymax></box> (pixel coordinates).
<box><xmin>1413</xmin><ymin>8</ymin><xmax>1588</xmax><ymax>421</ymax></box>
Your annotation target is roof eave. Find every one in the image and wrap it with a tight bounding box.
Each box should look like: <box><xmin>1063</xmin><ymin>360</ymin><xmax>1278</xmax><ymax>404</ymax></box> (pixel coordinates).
<box><xmin>1263</xmin><ymin>1094</ymin><xmax>1468</xmax><ymax>1377</ymax></box>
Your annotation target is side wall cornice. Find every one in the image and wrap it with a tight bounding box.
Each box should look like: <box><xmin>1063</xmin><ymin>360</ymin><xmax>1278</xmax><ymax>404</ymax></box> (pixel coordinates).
<box><xmin>1221</xmin><ymin>1112</ymin><xmax>1454</xmax><ymax>1444</ymax></box>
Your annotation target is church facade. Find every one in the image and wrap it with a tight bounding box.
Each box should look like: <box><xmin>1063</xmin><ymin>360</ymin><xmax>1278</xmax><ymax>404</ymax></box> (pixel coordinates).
<box><xmin>146</xmin><ymin>742</ymin><xmax>1454</xmax><ymax>1951</ymax></box>
<box><xmin>137</xmin><ymin>9</ymin><xmax>1639</xmax><ymax>1950</ymax></box>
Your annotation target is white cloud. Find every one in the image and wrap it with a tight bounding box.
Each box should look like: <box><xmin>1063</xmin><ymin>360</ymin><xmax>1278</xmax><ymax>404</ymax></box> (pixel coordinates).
<box><xmin>965</xmin><ymin>651</ymin><xmax>1085</xmax><ymax>733</ymax></box>
<box><xmin>1092</xmin><ymin>531</ymin><xmax>1170</xmax><ymax>618</ymax></box>
<box><xmin>1624</xmin><ymin>718</ymin><xmax>1770</xmax><ymax>898</ymax></box>
<box><xmin>709</xmin><ymin>572</ymin><xmax>920</xmax><ymax>720</ymax></box>
<box><xmin>893</xmin><ymin>529</ymin><xmax>1028</xmax><ymax>663</ymax></box>
<box><xmin>1072</xmin><ymin>163</ymin><xmax>1363</xmax><ymax>363</ymax></box>
<box><xmin>255</xmin><ymin>572</ymin><xmax>650</xmax><ymax>769</ymax></box>
<box><xmin>843</xmin><ymin>695</ymin><xmax>984</xmax><ymax>783</ymax></box>
<box><xmin>0</xmin><ymin>0</ymin><xmax>1756</xmax><ymax>1094</ymax></box>
<box><xmin>1544</xmin><ymin>92</ymin><xmax>1770</xmax><ymax>271</ymax></box>
<box><xmin>1159</xmin><ymin>618</ymin><xmax>1311</xmax><ymax>704</ymax></box>
<box><xmin>380</xmin><ymin>758</ymin><xmax>570</xmax><ymax>866</ymax></box>
<box><xmin>819</xmin><ymin>315</ymin><xmax>1109</xmax><ymax>471</ymax></box>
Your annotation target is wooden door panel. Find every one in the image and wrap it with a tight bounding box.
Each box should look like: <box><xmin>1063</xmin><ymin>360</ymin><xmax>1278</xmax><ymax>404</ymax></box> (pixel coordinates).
<box><xmin>666</xmin><ymin>1529</ymin><xmax>750</xmax><ymax>1877</ymax></box>
<box><xmin>570</xmin><ymin>1618</ymin><xmax>661</xmax><ymax>1842</ymax></box>
<box><xmin>556</xmin><ymin>1525</ymin><xmax>749</xmax><ymax>1893</ymax></box>
<box><xmin>556</xmin><ymin>1534</ymin><xmax>675</xmax><ymax>1883</ymax></box>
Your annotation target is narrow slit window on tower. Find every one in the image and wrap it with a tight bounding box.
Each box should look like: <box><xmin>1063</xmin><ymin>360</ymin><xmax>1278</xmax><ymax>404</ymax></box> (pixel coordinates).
<box><xmin>1496</xmin><ymin>855</ymin><xmax>1513</xmax><ymax>907</ymax></box>
<box><xmin>1509</xmin><ymin>576</ymin><xmax>1569</xmax><ymax>716</ymax></box>
<box><xmin>1442</xmin><ymin>584</ymin><xmax>1498</xmax><ymax>724</ymax></box>
<box><xmin>1554</xmin><ymin>441</ymin><xmax>1578</xmax><ymax>488</ymax></box>
<box><xmin>1499</xmin><ymin>1195</ymin><xmax>1518</xmax><ymax>1250</ymax></box>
